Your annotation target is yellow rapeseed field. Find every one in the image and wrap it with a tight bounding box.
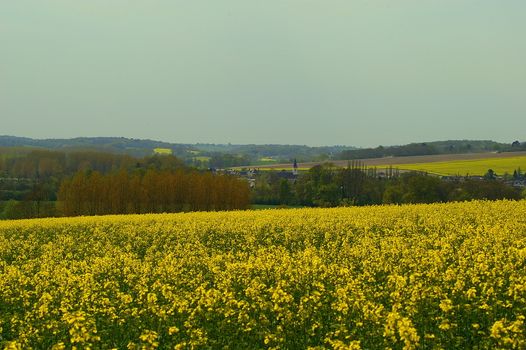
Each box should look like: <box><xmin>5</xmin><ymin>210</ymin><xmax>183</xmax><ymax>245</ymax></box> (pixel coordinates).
<box><xmin>396</xmin><ymin>156</ymin><xmax>526</xmax><ymax>176</ymax></box>
<box><xmin>1</xmin><ymin>201</ymin><xmax>525</xmax><ymax>349</ymax></box>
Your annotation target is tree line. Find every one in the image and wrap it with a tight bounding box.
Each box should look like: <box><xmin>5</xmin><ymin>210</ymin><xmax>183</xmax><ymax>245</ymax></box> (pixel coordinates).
<box><xmin>57</xmin><ymin>169</ymin><xmax>250</xmax><ymax>216</ymax></box>
<box><xmin>335</xmin><ymin>140</ymin><xmax>525</xmax><ymax>161</ymax></box>
<box><xmin>252</xmin><ymin>163</ymin><xmax>523</xmax><ymax>207</ymax></box>
<box><xmin>0</xmin><ymin>148</ymin><xmax>185</xmax><ymax>179</ymax></box>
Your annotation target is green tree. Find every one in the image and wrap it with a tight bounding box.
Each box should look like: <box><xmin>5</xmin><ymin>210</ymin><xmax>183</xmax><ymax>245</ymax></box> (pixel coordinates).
<box><xmin>278</xmin><ymin>179</ymin><xmax>293</xmax><ymax>205</ymax></box>
<box><xmin>484</xmin><ymin>169</ymin><xmax>497</xmax><ymax>180</ymax></box>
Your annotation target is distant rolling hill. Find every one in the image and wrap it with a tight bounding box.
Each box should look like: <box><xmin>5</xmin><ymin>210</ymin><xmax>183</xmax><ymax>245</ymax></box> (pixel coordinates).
<box><xmin>0</xmin><ymin>136</ymin><xmax>355</xmax><ymax>163</ymax></box>
<box><xmin>0</xmin><ymin>135</ymin><xmax>193</xmax><ymax>157</ymax></box>
<box><xmin>1</xmin><ymin>136</ymin><xmax>523</xmax><ymax>170</ymax></box>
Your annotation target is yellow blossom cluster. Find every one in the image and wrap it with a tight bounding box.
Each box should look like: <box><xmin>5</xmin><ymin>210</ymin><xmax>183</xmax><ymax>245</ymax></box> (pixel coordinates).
<box><xmin>1</xmin><ymin>200</ymin><xmax>525</xmax><ymax>349</ymax></box>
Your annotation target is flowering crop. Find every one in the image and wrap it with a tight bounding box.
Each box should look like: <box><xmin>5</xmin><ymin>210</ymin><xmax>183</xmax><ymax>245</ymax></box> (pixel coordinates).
<box><xmin>1</xmin><ymin>200</ymin><xmax>525</xmax><ymax>349</ymax></box>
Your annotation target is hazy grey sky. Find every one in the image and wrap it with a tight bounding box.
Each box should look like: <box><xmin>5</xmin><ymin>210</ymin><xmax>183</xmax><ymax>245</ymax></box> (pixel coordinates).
<box><xmin>1</xmin><ymin>1</ymin><xmax>525</xmax><ymax>147</ymax></box>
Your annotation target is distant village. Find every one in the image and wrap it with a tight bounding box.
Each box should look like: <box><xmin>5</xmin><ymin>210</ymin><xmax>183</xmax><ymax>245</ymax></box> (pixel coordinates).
<box><xmin>213</xmin><ymin>159</ymin><xmax>301</xmax><ymax>188</ymax></box>
<box><xmin>214</xmin><ymin>160</ymin><xmax>526</xmax><ymax>190</ymax></box>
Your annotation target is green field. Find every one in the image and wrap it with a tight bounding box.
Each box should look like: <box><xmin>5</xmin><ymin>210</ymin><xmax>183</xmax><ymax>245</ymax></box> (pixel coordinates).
<box><xmin>397</xmin><ymin>155</ymin><xmax>526</xmax><ymax>176</ymax></box>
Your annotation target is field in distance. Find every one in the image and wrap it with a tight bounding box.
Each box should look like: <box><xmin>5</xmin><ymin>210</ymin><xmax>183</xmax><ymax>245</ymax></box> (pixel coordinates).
<box><xmin>153</xmin><ymin>147</ymin><xmax>173</xmax><ymax>155</ymax></box>
<box><xmin>1</xmin><ymin>200</ymin><xmax>525</xmax><ymax>348</ymax></box>
<box><xmin>249</xmin><ymin>151</ymin><xmax>526</xmax><ymax>176</ymax></box>
<box><xmin>396</xmin><ymin>155</ymin><xmax>526</xmax><ymax>176</ymax></box>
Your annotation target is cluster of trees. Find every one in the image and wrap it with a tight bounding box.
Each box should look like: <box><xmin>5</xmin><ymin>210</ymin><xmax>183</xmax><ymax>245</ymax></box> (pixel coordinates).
<box><xmin>207</xmin><ymin>153</ymin><xmax>252</xmax><ymax>168</ymax></box>
<box><xmin>512</xmin><ymin>168</ymin><xmax>525</xmax><ymax>180</ymax></box>
<box><xmin>381</xmin><ymin>174</ymin><xmax>521</xmax><ymax>204</ymax></box>
<box><xmin>58</xmin><ymin>169</ymin><xmax>250</xmax><ymax>216</ymax></box>
<box><xmin>0</xmin><ymin>148</ymin><xmax>138</xmax><ymax>179</ymax></box>
<box><xmin>511</xmin><ymin>140</ymin><xmax>526</xmax><ymax>151</ymax></box>
<box><xmin>0</xmin><ymin>149</ymin><xmax>249</xmax><ymax>219</ymax></box>
<box><xmin>338</xmin><ymin>143</ymin><xmax>440</xmax><ymax>160</ymax></box>
<box><xmin>0</xmin><ymin>148</ymin><xmax>190</xmax><ymax>180</ymax></box>
<box><xmin>252</xmin><ymin>164</ymin><xmax>523</xmax><ymax>207</ymax></box>
<box><xmin>0</xmin><ymin>199</ymin><xmax>57</xmax><ymax>220</ymax></box>
<box><xmin>0</xmin><ymin>149</ymin><xmax>187</xmax><ymax>201</ymax></box>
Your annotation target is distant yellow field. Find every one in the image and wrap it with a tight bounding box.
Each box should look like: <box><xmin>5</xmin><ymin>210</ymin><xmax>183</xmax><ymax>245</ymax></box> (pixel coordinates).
<box><xmin>397</xmin><ymin>155</ymin><xmax>526</xmax><ymax>176</ymax></box>
<box><xmin>259</xmin><ymin>157</ymin><xmax>277</xmax><ymax>162</ymax></box>
<box><xmin>249</xmin><ymin>152</ymin><xmax>526</xmax><ymax>175</ymax></box>
<box><xmin>153</xmin><ymin>148</ymin><xmax>172</xmax><ymax>155</ymax></box>
<box><xmin>241</xmin><ymin>155</ymin><xmax>526</xmax><ymax>176</ymax></box>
